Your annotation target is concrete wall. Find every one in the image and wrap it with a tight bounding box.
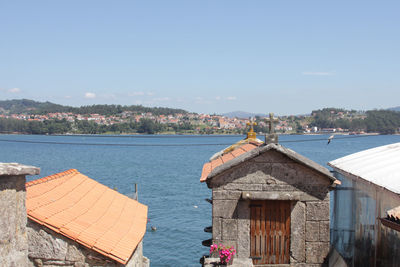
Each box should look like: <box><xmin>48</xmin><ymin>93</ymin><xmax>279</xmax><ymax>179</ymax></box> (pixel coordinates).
<box><xmin>0</xmin><ymin>163</ymin><xmax>39</xmax><ymax>267</ymax></box>
<box><xmin>27</xmin><ymin>220</ymin><xmax>149</xmax><ymax>267</ymax></box>
<box><xmin>209</xmin><ymin>150</ymin><xmax>332</xmax><ymax>266</ymax></box>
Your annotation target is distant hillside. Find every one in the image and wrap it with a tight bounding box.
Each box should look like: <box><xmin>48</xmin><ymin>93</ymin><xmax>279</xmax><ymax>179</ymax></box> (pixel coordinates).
<box><xmin>388</xmin><ymin>106</ymin><xmax>400</xmax><ymax>112</ymax></box>
<box><xmin>0</xmin><ymin>99</ymin><xmax>69</xmax><ymax>114</ymax></box>
<box><xmin>0</xmin><ymin>99</ymin><xmax>188</xmax><ymax>116</ymax></box>
<box><xmin>222</xmin><ymin>111</ymin><xmax>266</xmax><ymax>119</ymax></box>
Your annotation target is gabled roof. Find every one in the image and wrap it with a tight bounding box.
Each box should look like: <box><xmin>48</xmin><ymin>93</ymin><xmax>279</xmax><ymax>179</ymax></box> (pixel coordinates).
<box><xmin>26</xmin><ymin>169</ymin><xmax>148</xmax><ymax>264</ymax></box>
<box><xmin>201</xmin><ymin>142</ymin><xmax>337</xmax><ymax>184</ymax></box>
<box><xmin>328</xmin><ymin>142</ymin><xmax>400</xmax><ymax>194</ymax></box>
<box><xmin>200</xmin><ymin>141</ymin><xmax>262</xmax><ymax>182</ymax></box>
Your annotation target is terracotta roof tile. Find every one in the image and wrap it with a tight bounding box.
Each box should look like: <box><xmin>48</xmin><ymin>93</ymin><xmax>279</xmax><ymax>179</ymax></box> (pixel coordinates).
<box><xmin>200</xmin><ymin>142</ymin><xmax>261</xmax><ymax>182</ymax></box>
<box><xmin>26</xmin><ymin>169</ymin><xmax>148</xmax><ymax>264</ymax></box>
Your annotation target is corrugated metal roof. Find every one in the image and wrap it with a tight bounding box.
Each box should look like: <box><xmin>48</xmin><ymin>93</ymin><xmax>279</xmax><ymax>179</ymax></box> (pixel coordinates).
<box><xmin>26</xmin><ymin>169</ymin><xmax>148</xmax><ymax>264</ymax></box>
<box><xmin>328</xmin><ymin>142</ymin><xmax>400</xmax><ymax>194</ymax></box>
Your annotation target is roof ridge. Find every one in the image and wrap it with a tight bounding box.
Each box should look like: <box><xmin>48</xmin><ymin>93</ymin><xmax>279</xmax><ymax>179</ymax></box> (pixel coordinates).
<box><xmin>26</xmin><ymin>169</ymin><xmax>78</xmax><ymax>188</ymax></box>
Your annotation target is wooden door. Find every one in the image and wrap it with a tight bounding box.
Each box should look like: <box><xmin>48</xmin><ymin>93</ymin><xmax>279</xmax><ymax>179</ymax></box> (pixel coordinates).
<box><xmin>250</xmin><ymin>200</ymin><xmax>291</xmax><ymax>265</ymax></box>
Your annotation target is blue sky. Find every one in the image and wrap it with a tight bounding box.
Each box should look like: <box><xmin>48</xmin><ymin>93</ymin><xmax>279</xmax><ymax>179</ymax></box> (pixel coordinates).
<box><xmin>1</xmin><ymin>1</ymin><xmax>399</xmax><ymax>115</ymax></box>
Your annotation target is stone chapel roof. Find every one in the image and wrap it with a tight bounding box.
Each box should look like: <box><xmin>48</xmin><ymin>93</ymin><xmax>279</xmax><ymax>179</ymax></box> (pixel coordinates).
<box><xmin>26</xmin><ymin>169</ymin><xmax>148</xmax><ymax>264</ymax></box>
<box><xmin>200</xmin><ymin>142</ymin><xmax>338</xmax><ymax>184</ymax></box>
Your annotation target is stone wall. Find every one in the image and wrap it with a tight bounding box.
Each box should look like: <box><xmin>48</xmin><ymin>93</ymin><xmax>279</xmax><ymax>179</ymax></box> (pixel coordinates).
<box><xmin>0</xmin><ymin>163</ymin><xmax>39</xmax><ymax>267</ymax></box>
<box><xmin>209</xmin><ymin>150</ymin><xmax>331</xmax><ymax>266</ymax></box>
<box><xmin>27</xmin><ymin>220</ymin><xmax>149</xmax><ymax>267</ymax></box>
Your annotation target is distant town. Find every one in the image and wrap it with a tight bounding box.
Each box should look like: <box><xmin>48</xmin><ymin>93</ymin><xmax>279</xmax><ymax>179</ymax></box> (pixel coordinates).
<box><xmin>0</xmin><ymin>99</ymin><xmax>399</xmax><ymax>135</ymax></box>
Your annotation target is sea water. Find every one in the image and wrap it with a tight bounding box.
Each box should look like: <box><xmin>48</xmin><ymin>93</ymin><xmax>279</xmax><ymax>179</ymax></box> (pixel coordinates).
<box><xmin>1</xmin><ymin>134</ymin><xmax>399</xmax><ymax>266</ymax></box>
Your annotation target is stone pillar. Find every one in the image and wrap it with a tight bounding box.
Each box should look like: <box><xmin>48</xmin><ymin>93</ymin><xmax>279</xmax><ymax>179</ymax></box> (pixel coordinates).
<box><xmin>0</xmin><ymin>163</ymin><xmax>40</xmax><ymax>267</ymax></box>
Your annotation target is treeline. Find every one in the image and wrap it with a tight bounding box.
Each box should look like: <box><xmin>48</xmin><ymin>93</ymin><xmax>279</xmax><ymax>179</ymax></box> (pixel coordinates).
<box><xmin>0</xmin><ymin>118</ymin><xmax>198</xmax><ymax>135</ymax></box>
<box><xmin>0</xmin><ymin>99</ymin><xmax>188</xmax><ymax>116</ymax></box>
<box><xmin>310</xmin><ymin>108</ymin><xmax>400</xmax><ymax>134</ymax></box>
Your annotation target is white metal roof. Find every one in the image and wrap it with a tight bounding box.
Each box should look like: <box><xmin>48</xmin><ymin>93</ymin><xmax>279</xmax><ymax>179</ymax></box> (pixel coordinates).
<box><xmin>328</xmin><ymin>142</ymin><xmax>400</xmax><ymax>194</ymax></box>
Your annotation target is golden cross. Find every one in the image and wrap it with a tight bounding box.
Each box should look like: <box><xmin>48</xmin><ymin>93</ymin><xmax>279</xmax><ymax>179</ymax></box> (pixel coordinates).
<box><xmin>246</xmin><ymin>118</ymin><xmax>257</xmax><ymax>139</ymax></box>
<box><xmin>265</xmin><ymin>113</ymin><xmax>279</xmax><ymax>134</ymax></box>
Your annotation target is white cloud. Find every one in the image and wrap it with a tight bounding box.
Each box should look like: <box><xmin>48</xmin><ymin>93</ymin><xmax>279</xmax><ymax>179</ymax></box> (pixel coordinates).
<box><xmin>215</xmin><ymin>96</ymin><xmax>221</xmax><ymax>100</ymax></box>
<box><xmin>147</xmin><ymin>92</ymin><xmax>155</xmax><ymax>96</ymax></box>
<box><xmin>84</xmin><ymin>92</ymin><xmax>96</xmax><ymax>99</ymax></box>
<box><xmin>64</xmin><ymin>95</ymin><xmax>72</xmax><ymax>99</ymax></box>
<box><xmin>226</xmin><ymin>96</ymin><xmax>237</xmax><ymax>101</ymax></box>
<box><xmin>302</xmin><ymin>71</ymin><xmax>335</xmax><ymax>76</ymax></box>
<box><xmin>8</xmin><ymin>88</ymin><xmax>21</xmax><ymax>93</ymax></box>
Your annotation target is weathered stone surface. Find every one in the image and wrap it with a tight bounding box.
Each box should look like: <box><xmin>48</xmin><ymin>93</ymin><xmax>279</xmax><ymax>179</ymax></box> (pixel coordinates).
<box><xmin>0</xmin><ymin>162</ymin><xmax>40</xmax><ymax>176</ymax></box>
<box><xmin>233</xmin><ymin>170</ymin><xmax>275</xmax><ymax>184</ymax></box>
<box><xmin>291</xmin><ymin>201</ymin><xmax>305</xmax><ymax>262</ymax></box>
<box><xmin>212</xmin><ymin>217</ymin><xmax>222</xmax><ymax>241</ymax></box>
<box><xmin>306</xmin><ymin>221</ymin><xmax>319</xmax><ymax>242</ymax></box>
<box><xmin>125</xmin><ymin>241</ymin><xmax>148</xmax><ymax>267</ymax></box>
<box><xmin>223</xmin><ymin>183</ymin><xmax>262</xmax><ymax>191</ymax></box>
<box><xmin>319</xmin><ymin>221</ymin><xmax>330</xmax><ymax>242</ymax></box>
<box><xmin>213</xmin><ymin>190</ymin><xmax>241</xmax><ymax>200</ymax></box>
<box><xmin>306</xmin><ymin>242</ymin><xmax>330</xmax><ymax>264</ymax></box>
<box><xmin>222</xmin><ymin>219</ymin><xmax>237</xmax><ymax>240</ymax></box>
<box><xmin>306</xmin><ymin>201</ymin><xmax>329</xmax><ymax>221</ymax></box>
<box><xmin>213</xmin><ymin>200</ymin><xmax>237</xmax><ymax>218</ymax></box>
<box><xmin>237</xmin><ymin>200</ymin><xmax>250</xmax><ymax>258</ymax></box>
<box><xmin>243</xmin><ymin>190</ymin><xmax>322</xmax><ymax>201</ymax></box>
<box><xmin>27</xmin><ymin>221</ymin><xmax>68</xmax><ymax>260</ymax></box>
<box><xmin>0</xmin><ymin>174</ymin><xmax>29</xmax><ymax>267</ymax></box>
<box><xmin>66</xmin><ymin>244</ymin><xmax>85</xmax><ymax>262</ymax></box>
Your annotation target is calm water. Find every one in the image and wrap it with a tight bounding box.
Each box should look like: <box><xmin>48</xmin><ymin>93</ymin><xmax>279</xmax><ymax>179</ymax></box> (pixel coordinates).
<box><xmin>1</xmin><ymin>134</ymin><xmax>400</xmax><ymax>266</ymax></box>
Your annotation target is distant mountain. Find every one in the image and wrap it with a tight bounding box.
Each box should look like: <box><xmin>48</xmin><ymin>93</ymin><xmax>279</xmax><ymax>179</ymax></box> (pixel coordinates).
<box><xmin>0</xmin><ymin>99</ymin><xmax>188</xmax><ymax>116</ymax></box>
<box><xmin>222</xmin><ymin>111</ymin><xmax>266</xmax><ymax>119</ymax></box>
<box><xmin>388</xmin><ymin>106</ymin><xmax>400</xmax><ymax>112</ymax></box>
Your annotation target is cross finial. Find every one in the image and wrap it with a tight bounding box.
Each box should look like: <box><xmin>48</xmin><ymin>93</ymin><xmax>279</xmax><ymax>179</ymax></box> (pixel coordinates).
<box><xmin>265</xmin><ymin>113</ymin><xmax>279</xmax><ymax>144</ymax></box>
<box><xmin>246</xmin><ymin>117</ymin><xmax>257</xmax><ymax>139</ymax></box>
<box><xmin>265</xmin><ymin>113</ymin><xmax>279</xmax><ymax>134</ymax></box>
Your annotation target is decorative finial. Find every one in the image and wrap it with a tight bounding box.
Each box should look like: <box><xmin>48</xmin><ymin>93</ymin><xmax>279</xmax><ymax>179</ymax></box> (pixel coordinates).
<box><xmin>265</xmin><ymin>113</ymin><xmax>279</xmax><ymax>144</ymax></box>
<box><xmin>246</xmin><ymin>117</ymin><xmax>257</xmax><ymax>140</ymax></box>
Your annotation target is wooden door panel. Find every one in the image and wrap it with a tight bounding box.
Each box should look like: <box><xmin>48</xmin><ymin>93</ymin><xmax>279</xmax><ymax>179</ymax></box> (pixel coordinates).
<box><xmin>250</xmin><ymin>200</ymin><xmax>291</xmax><ymax>265</ymax></box>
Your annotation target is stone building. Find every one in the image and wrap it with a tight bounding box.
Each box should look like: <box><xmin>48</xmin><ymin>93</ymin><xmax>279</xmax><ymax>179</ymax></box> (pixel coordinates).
<box><xmin>0</xmin><ymin>164</ymin><xmax>149</xmax><ymax>267</ymax></box>
<box><xmin>200</xmin><ymin>130</ymin><xmax>339</xmax><ymax>266</ymax></box>
<box><xmin>0</xmin><ymin>163</ymin><xmax>40</xmax><ymax>267</ymax></box>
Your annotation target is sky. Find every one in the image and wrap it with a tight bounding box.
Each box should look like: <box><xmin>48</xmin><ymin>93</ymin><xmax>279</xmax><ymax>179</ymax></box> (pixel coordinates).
<box><xmin>1</xmin><ymin>1</ymin><xmax>399</xmax><ymax>115</ymax></box>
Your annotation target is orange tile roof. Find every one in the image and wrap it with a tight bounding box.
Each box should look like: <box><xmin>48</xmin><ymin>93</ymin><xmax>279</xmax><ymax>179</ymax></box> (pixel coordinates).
<box><xmin>26</xmin><ymin>169</ymin><xmax>148</xmax><ymax>264</ymax></box>
<box><xmin>200</xmin><ymin>142</ymin><xmax>261</xmax><ymax>182</ymax></box>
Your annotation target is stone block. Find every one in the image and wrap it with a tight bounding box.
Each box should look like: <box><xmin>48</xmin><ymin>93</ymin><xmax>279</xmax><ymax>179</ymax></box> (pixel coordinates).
<box><xmin>66</xmin><ymin>244</ymin><xmax>85</xmax><ymax>262</ymax></box>
<box><xmin>233</xmin><ymin>170</ymin><xmax>274</xmax><ymax>184</ymax></box>
<box><xmin>0</xmin><ymin>175</ymin><xmax>29</xmax><ymax>267</ymax></box>
<box><xmin>213</xmin><ymin>200</ymin><xmax>237</xmax><ymax>218</ymax></box>
<box><xmin>306</xmin><ymin>242</ymin><xmax>330</xmax><ymax>264</ymax></box>
<box><xmin>306</xmin><ymin>201</ymin><xmax>329</xmax><ymax>221</ymax></box>
<box><xmin>212</xmin><ymin>217</ymin><xmax>222</xmax><ymax>241</ymax></box>
<box><xmin>27</xmin><ymin>221</ymin><xmax>68</xmax><ymax>260</ymax></box>
<box><xmin>213</xmin><ymin>190</ymin><xmax>241</xmax><ymax>200</ymax></box>
<box><xmin>237</xmin><ymin>219</ymin><xmax>250</xmax><ymax>258</ymax></box>
<box><xmin>223</xmin><ymin>183</ymin><xmax>263</xmax><ymax>191</ymax></box>
<box><xmin>319</xmin><ymin>221</ymin><xmax>330</xmax><ymax>242</ymax></box>
<box><xmin>222</xmin><ymin>219</ymin><xmax>237</xmax><ymax>240</ymax></box>
<box><xmin>290</xmin><ymin>201</ymin><xmax>305</xmax><ymax>262</ymax></box>
<box><xmin>306</xmin><ymin>221</ymin><xmax>319</xmax><ymax>242</ymax></box>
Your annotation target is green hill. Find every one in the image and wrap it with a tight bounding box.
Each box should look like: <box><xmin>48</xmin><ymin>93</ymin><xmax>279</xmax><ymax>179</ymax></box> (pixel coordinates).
<box><xmin>0</xmin><ymin>99</ymin><xmax>188</xmax><ymax>116</ymax></box>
